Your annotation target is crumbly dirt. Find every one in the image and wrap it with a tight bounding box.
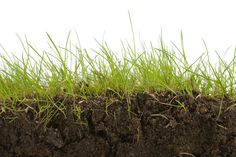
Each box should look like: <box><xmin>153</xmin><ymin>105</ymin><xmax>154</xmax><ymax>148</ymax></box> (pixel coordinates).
<box><xmin>1</xmin><ymin>90</ymin><xmax>236</xmax><ymax>157</ymax></box>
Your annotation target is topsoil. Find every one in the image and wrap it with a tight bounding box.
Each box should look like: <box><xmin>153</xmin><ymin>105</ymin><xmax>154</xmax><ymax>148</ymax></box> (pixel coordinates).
<box><xmin>0</xmin><ymin>90</ymin><xmax>236</xmax><ymax>157</ymax></box>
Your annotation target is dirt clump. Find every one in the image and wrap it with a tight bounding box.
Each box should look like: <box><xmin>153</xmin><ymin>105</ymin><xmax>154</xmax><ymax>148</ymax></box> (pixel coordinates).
<box><xmin>0</xmin><ymin>91</ymin><xmax>236</xmax><ymax>157</ymax></box>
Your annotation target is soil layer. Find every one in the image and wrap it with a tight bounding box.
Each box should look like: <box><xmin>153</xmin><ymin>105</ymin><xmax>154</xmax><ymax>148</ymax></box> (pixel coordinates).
<box><xmin>1</xmin><ymin>91</ymin><xmax>236</xmax><ymax>157</ymax></box>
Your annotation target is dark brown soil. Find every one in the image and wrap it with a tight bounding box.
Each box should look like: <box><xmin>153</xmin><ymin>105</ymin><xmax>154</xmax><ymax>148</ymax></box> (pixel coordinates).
<box><xmin>1</xmin><ymin>90</ymin><xmax>236</xmax><ymax>157</ymax></box>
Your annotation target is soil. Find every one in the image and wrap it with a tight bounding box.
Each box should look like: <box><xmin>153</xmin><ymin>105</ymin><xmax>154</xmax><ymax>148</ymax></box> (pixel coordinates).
<box><xmin>1</xmin><ymin>90</ymin><xmax>236</xmax><ymax>157</ymax></box>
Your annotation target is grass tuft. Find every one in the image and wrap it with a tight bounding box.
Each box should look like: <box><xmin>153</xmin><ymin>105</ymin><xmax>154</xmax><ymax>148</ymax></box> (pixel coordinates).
<box><xmin>0</xmin><ymin>31</ymin><xmax>236</xmax><ymax>125</ymax></box>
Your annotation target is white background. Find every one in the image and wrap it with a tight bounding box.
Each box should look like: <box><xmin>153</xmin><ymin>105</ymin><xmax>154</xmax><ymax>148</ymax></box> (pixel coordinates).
<box><xmin>0</xmin><ymin>0</ymin><xmax>236</xmax><ymax>63</ymax></box>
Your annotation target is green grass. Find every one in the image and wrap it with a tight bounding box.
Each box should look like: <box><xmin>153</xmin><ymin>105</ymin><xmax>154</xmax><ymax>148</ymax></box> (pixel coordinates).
<box><xmin>0</xmin><ymin>32</ymin><xmax>236</xmax><ymax>100</ymax></box>
<box><xmin>1</xmin><ymin>30</ymin><xmax>236</xmax><ymax>126</ymax></box>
